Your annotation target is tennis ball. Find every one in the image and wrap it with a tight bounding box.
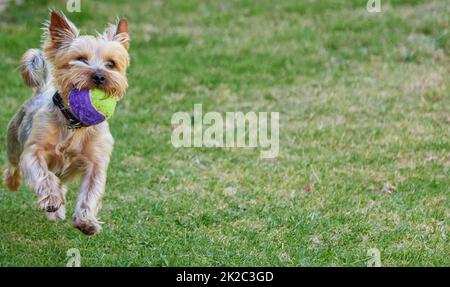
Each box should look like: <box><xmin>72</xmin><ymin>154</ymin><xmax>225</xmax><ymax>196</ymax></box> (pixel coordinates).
<box><xmin>69</xmin><ymin>88</ymin><xmax>117</xmax><ymax>126</ymax></box>
<box><xmin>90</xmin><ymin>89</ymin><xmax>117</xmax><ymax>119</ymax></box>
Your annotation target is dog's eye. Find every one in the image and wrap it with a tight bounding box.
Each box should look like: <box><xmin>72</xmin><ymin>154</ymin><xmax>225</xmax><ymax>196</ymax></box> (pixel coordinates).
<box><xmin>105</xmin><ymin>60</ymin><xmax>116</xmax><ymax>69</ymax></box>
<box><xmin>77</xmin><ymin>57</ymin><xmax>88</xmax><ymax>64</ymax></box>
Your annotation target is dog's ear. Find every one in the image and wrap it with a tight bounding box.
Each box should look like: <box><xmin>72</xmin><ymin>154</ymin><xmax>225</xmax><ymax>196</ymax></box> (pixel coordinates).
<box><xmin>102</xmin><ymin>18</ymin><xmax>129</xmax><ymax>50</ymax></box>
<box><xmin>46</xmin><ymin>11</ymin><xmax>79</xmax><ymax>50</ymax></box>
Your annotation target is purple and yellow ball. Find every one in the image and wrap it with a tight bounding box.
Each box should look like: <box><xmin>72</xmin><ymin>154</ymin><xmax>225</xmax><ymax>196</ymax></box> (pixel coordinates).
<box><xmin>69</xmin><ymin>88</ymin><xmax>117</xmax><ymax>126</ymax></box>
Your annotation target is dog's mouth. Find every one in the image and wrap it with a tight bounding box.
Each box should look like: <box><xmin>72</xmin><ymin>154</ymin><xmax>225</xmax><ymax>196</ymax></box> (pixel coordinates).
<box><xmin>71</xmin><ymin>83</ymin><xmax>123</xmax><ymax>101</ymax></box>
<box><xmin>66</xmin><ymin>87</ymin><xmax>118</xmax><ymax>126</ymax></box>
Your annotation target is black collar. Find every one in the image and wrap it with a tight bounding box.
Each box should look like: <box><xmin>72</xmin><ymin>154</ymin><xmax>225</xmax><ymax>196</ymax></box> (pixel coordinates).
<box><xmin>52</xmin><ymin>91</ymin><xmax>86</xmax><ymax>130</ymax></box>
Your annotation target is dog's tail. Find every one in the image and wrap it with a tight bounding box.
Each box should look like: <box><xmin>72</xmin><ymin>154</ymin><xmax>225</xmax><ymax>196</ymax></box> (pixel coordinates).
<box><xmin>3</xmin><ymin>164</ymin><xmax>21</xmax><ymax>192</ymax></box>
<box><xmin>20</xmin><ymin>49</ymin><xmax>49</xmax><ymax>92</ymax></box>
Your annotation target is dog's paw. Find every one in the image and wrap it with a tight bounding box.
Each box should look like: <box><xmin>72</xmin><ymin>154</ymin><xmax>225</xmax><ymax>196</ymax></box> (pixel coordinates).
<box><xmin>72</xmin><ymin>216</ymin><xmax>102</xmax><ymax>236</ymax></box>
<box><xmin>46</xmin><ymin>204</ymin><xmax>66</xmax><ymax>221</ymax></box>
<box><xmin>38</xmin><ymin>193</ymin><xmax>64</xmax><ymax>213</ymax></box>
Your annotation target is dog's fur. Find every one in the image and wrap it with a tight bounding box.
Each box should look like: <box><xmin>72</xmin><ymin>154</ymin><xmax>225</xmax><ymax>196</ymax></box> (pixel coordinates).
<box><xmin>3</xmin><ymin>11</ymin><xmax>130</xmax><ymax>235</ymax></box>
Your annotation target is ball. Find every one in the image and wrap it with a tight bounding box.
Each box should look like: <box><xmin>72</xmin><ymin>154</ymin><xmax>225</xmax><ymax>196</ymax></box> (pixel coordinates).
<box><xmin>69</xmin><ymin>88</ymin><xmax>117</xmax><ymax>126</ymax></box>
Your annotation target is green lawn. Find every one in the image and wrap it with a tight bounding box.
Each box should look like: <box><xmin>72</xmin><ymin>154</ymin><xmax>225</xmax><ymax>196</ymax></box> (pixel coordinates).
<box><xmin>0</xmin><ymin>0</ymin><xmax>448</xmax><ymax>266</ymax></box>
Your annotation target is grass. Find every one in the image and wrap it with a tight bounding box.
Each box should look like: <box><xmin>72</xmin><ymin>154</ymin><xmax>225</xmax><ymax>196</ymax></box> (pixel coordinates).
<box><xmin>0</xmin><ymin>0</ymin><xmax>449</xmax><ymax>266</ymax></box>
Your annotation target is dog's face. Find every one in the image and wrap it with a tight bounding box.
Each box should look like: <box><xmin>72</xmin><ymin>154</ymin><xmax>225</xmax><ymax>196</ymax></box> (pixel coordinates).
<box><xmin>44</xmin><ymin>12</ymin><xmax>130</xmax><ymax>100</ymax></box>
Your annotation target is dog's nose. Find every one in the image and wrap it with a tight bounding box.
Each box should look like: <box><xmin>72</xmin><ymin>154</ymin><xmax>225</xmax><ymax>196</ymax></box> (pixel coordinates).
<box><xmin>92</xmin><ymin>73</ymin><xmax>106</xmax><ymax>86</ymax></box>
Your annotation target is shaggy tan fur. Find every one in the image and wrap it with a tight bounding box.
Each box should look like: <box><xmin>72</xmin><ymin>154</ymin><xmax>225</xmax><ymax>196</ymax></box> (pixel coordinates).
<box><xmin>3</xmin><ymin>11</ymin><xmax>130</xmax><ymax>235</ymax></box>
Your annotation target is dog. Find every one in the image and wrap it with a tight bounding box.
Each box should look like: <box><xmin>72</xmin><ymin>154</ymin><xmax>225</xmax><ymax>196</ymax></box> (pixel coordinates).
<box><xmin>3</xmin><ymin>11</ymin><xmax>130</xmax><ymax>235</ymax></box>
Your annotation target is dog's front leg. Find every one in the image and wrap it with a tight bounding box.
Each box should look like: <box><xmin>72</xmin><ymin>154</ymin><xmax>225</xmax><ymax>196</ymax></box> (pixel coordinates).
<box><xmin>20</xmin><ymin>145</ymin><xmax>65</xmax><ymax>218</ymax></box>
<box><xmin>73</xmin><ymin>151</ymin><xmax>111</xmax><ymax>236</ymax></box>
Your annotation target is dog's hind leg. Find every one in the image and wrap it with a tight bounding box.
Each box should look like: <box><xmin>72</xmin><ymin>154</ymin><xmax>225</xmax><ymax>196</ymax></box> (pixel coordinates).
<box><xmin>3</xmin><ymin>108</ymin><xmax>26</xmax><ymax>191</ymax></box>
<box><xmin>3</xmin><ymin>164</ymin><xmax>21</xmax><ymax>192</ymax></box>
<box><xmin>4</xmin><ymin>50</ymin><xmax>49</xmax><ymax>192</ymax></box>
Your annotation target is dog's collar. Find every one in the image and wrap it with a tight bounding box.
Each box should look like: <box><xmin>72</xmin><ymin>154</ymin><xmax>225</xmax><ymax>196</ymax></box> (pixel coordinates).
<box><xmin>52</xmin><ymin>91</ymin><xmax>86</xmax><ymax>130</ymax></box>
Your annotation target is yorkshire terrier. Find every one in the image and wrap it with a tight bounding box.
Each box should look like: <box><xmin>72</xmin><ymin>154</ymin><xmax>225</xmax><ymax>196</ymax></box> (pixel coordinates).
<box><xmin>3</xmin><ymin>11</ymin><xmax>130</xmax><ymax>235</ymax></box>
